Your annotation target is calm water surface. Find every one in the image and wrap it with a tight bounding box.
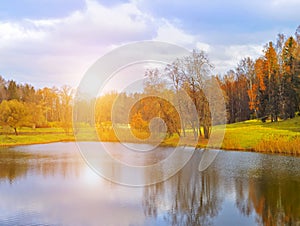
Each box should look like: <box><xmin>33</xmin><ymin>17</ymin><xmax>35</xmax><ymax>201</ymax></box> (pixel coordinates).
<box><xmin>0</xmin><ymin>142</ymin><xmax>300</xmax><ymax>226</ymax></box>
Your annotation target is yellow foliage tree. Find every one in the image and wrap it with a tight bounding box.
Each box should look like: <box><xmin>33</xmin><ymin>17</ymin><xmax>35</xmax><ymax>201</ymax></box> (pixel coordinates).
<box><xmin>0</xmin><ymin>100</ymin><xmax>29</xmax><ymax>135</ymax></box>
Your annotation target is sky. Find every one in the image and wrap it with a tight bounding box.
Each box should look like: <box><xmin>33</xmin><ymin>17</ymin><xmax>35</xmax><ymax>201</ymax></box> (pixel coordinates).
<box><xmin>0</xmin><ymin>0</ymin><xmax>299</xmax><ymax>89</ymax></box>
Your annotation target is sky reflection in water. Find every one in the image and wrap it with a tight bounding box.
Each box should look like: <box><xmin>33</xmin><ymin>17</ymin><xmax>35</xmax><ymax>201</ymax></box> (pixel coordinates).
<box><xmin>0</xmin><ymin>142</ymin><xmax>299</xmax><ymax>226</ymax></box>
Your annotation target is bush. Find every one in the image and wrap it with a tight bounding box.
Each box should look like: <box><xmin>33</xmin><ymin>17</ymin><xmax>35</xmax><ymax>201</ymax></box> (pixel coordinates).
<box><xmin>254</xmin><ymin>135</ymin><xmax>300</xmax><ymax>155</ymax></box>
<box><xmin>261</xmin><ymin>116</ymin><xmax>268</xmax><ymax>123</ymax></box>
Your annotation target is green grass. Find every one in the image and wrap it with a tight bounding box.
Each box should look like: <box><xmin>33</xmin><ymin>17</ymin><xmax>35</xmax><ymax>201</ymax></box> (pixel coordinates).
<box><xmin>1</xmin><ymin>116</ymin><xmax>300</xmax><ymax>155</ymax></box>
<box><xmin>0</xmin><ymin>127</ymin><xmax>75</xmax><ymax>147</ymax></box>
<box><xmin>162</xmin><ymin>116</ymin><xmax>300</xmax><ymax>155</ymax></box>
<box><xmin>219</xmin><ymin>116</ymin><xmax>300</xmax><ymax>155</ymax></box>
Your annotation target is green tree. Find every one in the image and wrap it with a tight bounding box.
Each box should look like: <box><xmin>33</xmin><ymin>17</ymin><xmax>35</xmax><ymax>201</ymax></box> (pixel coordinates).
<box><xmin>20</xmin><ymin>83</ymin><xmax>36</xmax><ymax>103</ymax></box>
<box><xmin>280</xmin><ymin>36</ymin><xmax>299</xmax><ymax>118</ymax></box>
<box><xmin>7</xmin><ymin>80</ymin><xmax>19</xmax><ymax>101</ymax></box>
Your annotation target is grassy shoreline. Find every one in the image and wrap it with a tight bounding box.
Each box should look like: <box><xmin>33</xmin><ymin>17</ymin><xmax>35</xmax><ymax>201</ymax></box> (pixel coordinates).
<box><xmin>1</xmin><ymin>117</ymin><xmax>300</xmax><ymax>156</ymax></box>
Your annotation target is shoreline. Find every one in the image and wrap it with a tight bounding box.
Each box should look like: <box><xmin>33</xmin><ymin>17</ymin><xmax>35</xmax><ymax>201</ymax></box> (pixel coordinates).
<box><xmin>0</xmin><ymin>138</ymin><xmax>75</xmax><ymax>148</ymax></box>
<box><xmin>1</xmin><ymin>117</ymin><xmax>300</xmax><ymax>156</ymax></box>
<box><xmin>1</xmin><ymin>136</ymin><xmax>300</xmax><ymax>158</ymax></box>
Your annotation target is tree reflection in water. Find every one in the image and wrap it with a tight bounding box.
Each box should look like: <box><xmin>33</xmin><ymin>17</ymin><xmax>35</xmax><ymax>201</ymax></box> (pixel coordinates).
<box><xmin>142</xmin><ymin>150</ymin><xmax>224</xmax><ymax>226</ymax></box>
<box><xmin>0</xmin><ymin>148</ymin><xmax>81</xmax><ymax>183</ymax></box>
<box><xmin>0</xmin><ymin>150</ymin><xmax>31</xmax><ymax>183</ymax></box>
<box><xmin>143</xmin><ymin>150</ymin><xmax>300</xmax><ymax>226</ymax></box>
<box><xmin>235</xmin><ymin>156</ymin><xmax>300</xmax><ymax>226</ymax></box>
<box><xmin>1</xmin><ymin>144</ymin><xmax>300</xmax><ymax>226</ymax></box>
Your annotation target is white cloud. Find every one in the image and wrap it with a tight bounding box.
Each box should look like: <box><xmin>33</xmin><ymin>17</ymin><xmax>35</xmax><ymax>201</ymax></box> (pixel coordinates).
<box><xmin>154</xmin><ymin>20</ymin><xmax>195</xmax><ymax>46</ymax></box>
<box><xmin>1</xmin><ymin>0</ymin><xmax>290</xmax><ymax>88</ymax></box>
<box><xmin>55</xmin><ymin>0</ymin><xmax>154</xmax><ymax>45</ymax></box>
<box><xmin>196</xmin><ymin>42</ymin><xmax>210</xmax><ymax>52</ymax></box>
<box><xmin>1</xmin><ymin>0</ymin><xmax>207</xmax><ymax>88</ymax></box>
<box><xmin>0</xmin><ymin>0</ymin><xmax>156</xmax><ymax>88</ymax></box>
<box><xmin>0</xmin><ymin>21</ymin><xmax>46</xmax><ymax>43</ymax></box>
<box><xmin>209</xmin><ymin>44</ymin><xmax>263</xmax><ymax>75</ymax></box>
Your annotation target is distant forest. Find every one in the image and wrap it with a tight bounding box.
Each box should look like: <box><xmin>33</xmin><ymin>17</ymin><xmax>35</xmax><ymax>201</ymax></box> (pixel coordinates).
<box><xmin>1</xmin><ymin>26</ymin><xmax>299</xmax><ymax>139</ymax></box>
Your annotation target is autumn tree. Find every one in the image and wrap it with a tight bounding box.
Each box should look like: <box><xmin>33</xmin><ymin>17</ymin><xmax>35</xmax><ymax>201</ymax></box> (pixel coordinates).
<box><xmin>26</xmin><ymin>102</ymin><xmax>46</xmax><ymax>128</ymax></box>
<box><xmin>20</xmin><ymin>84</ymin><xmax>36</xmax><ymax>103</ymax></box>
<box><xmin>220</xmin><ymin>70</ymin><xmax>237</xmax><ymax>123</ymax></box>
<box><xmin>59</xmin><ymin>85</ymin><xmax>74</xmax><ymax>135</ymax></box>
<box><xmin>0</xmin><ymin>100</ymin><xmax>29</xmax><ymax>135</ymax></box>
<box><xmin>237</xmin><ymin>57</ymin><xmax>255</xmax><ymax>119</ymax></box>
<box><xmin>1</xmin><ymin>26</ymin><xmax>299</xmax><ymax>136</ymax></box>
<box><xmin>253</xmin><ymin>58</ymin><xmax>268</xmax><ymax>119</ymax></box>
<box><xmin>36</xmin><ymin>87</ymin><xmax>60</xmax><ymax>123</ymax></box>
<box><xmin>130</xmin><ymin>112</ymin><xmax>148</xmax><ymax>132</ymax></box>
<box><xmin>142</xmin><ymin>69</ymin><xmax>181</xmax><ymax>137</ymax></box>
<box><xmin>251</xmin><ymin>42</ymin><xmax>280</xmax><ymax>122</ymax></box>
<box><xmin>0</xmin><ymin>76</ymin><xmax>7</xmax><ymax>102</ymax></box>
<box><xmin>265</xmin><ymin>42</ymin><xmax>281</xmax><ymax>121</ymax></box>
<box><xmin>165</xmin><ymin>50</ymin><xmax>214</xmax><ymax>139</ymax></box>
<box><xmin>95</xmin><ymin>92</ymin><xmax>118</xmax><ymax>126</ymax></box>
<box><xmin>165</xmin><ymin>59</ymin><xmax>193</xmax><ymax>137</ymax></box>
<box><xmin>218</xmin><ymin>63</ymin><xmax>252</xmax><ymax>124</ymax></box>
<box><xmin>252</xmin><ymin>36</ymin><xmax>299</xmax><ymax>121</ymax></box>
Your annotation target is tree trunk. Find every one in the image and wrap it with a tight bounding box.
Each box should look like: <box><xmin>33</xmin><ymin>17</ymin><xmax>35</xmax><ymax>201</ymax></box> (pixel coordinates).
<box><xmin>204</xmin><ymin>126</ymin><xmax>210</xmax><ymax>139</ymax></box>
<box><xmin>191</xmin><ymin>121</ymin><xmax>198</xmax><ymax>141</ymax></box>
<box><xmin>182</xmin><ymin>125</ymin><xmax>186</xmax><ymax>137</ymax></box>
<box><xmin>14</xmin><ymin>127</ymin><xmax>18</xmax><ymax>136</ymax></box>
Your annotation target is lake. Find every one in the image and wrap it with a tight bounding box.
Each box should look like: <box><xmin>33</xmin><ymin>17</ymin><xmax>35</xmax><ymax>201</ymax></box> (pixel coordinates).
<box><xmin>0</xmin><ymin>142</ymin><xmax>300</xmax><ymax>226</ymax></box>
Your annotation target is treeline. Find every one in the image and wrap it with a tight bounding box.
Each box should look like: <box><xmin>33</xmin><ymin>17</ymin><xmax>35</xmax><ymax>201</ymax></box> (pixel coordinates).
<box><xmin>0</xmin><ymin>78</ymin><xmax>73</xmax><ymax>135</ymax></box>
<box><xmin>1</xmin><ymin>26</ymin><xmax>300</xmax><ymax>140</ymax></box>
<box><xmin>219</xmin><ymin>27</ymin><xmax>300</xmax><ymax>123</ymax></box>
<box><xmin>92</xmin><ymin>26</ymin><xmax>300</xmax><ymax>140</ymax></box>
<box><xmin>90</xmin><ymin>49</ymin><xmax>224</xmax><ymax>141</ymax></box>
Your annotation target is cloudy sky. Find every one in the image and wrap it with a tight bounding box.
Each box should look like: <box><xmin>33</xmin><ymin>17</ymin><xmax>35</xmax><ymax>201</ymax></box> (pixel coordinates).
<box><xmin>0</xmin><ymin>0</ymin><xmax>299</xmax><ymax>88</ymax></box>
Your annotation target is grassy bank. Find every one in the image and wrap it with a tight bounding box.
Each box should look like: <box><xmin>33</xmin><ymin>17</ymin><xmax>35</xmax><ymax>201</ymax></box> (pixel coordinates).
<box><xmin>1</xmin><ymin>117</ymin><xmax>300</xmax><ymax>155</ymax></box>
<box><xmin>0</xmin><ymin>127</ymin><xmax>75</xmax><ymax>147</ymax></box>
<box><xmin>162</xmin><ymin>117</ymin><xmax>300</xmax><ymax>155</ymax></box>
<box><xmin>218</xmin><ymin>116</ymin><xmax>300</xmax><ymax>155</ymax></box>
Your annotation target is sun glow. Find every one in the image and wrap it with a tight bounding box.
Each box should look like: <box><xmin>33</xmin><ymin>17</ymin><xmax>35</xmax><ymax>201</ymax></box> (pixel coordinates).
<box><xmin>82</xmin><ymin>166</ymin><xmax>102</xmax><ymax>185</ymax></box>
